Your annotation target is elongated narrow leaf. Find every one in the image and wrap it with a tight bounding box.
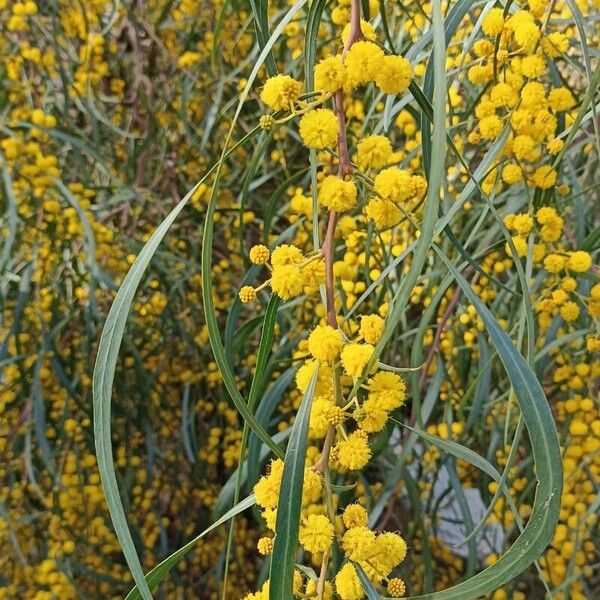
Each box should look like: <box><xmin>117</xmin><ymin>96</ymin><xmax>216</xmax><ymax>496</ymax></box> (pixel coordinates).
<box><xmin>269</xmin><ymin>368</ymin><xmax>318</xmax><ymax>599</ymax></box>
<box><xmin>92</xmin><ymin>131</ymin><xmax>260</xmax><ymax>599</ymax></box>
<box><xmin>124</xmin><ymin>495</ymin><xmax>256</xmax><ymax>600</ymax></box>
<box><xmin>355</xmin><ymin>563</ymin><xmax>380</xmax><ymax>599</ymax></box>
<box><xmin>380</xmin><ymin>251</ymin><xmax>562</xmax><ymax>599</ymax></box>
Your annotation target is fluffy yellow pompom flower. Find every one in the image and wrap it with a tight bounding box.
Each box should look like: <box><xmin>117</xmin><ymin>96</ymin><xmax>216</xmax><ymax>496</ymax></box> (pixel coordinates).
<box><xmin>335</xmin><ymin>563</ymin><xmax>364</xmax><ymax>600</ymax></box>
<box><xmin>502</xmin><ymin>164</ymin><xmax>523</xmax><ymax>185</ymax></box>
<box><xmin>318</xmin><ymin>175</ymin><xmax>358</xmax><ymax>212</ymax></box>
<box><xmin>370</xmin><ymin>532</ymin><xmax>408</xmax><ymax>575</ymax></box>
<box><xmin>548</xmin><ymin>87</ymin><xmax>575</xmax><ymax>112</ymax></box>
<box><xmin>567</xmin><ymin>251</ymin><xmax>592</xmax><ymax>273</ymax></box>
<box><xmin>373</xmin><ymin>167</ymin><xmax>412</xmax><ymax>203</ymax></box>
<box><xmin>260</xmin><ymin>75</ymin><xmax>302</xmax><ymax>111</ymax></box>
<box><xmin>375</xmin><ymin>55</ymin><xmax>412</xmax><ymax>95</ymax></box>
<box><xmin>314</xmin><ymin>55</ymin><xmax>347</xmax><ymax>93</ymax></box>
<box><xmin>531</xmin><ymin>165</ymin><xmax>557</xmax><ymax>189</ymax></box>
<box><xmin>368</xmin><ymin>371</ymin><xmax>406</xmax><ymax>410</ymax></box>
<box><xmin>271</xmin><ymin>244</ymin><xmax>303</xmax><ymax>267</ymax></box>
<box><xmin>308</xmin><ymin>325</ymin><xmax>343</xmax><ymax>362</ymax></box>
<box><xmin>365</xmin><ymin>198</ymin><xmax>401</xmax><ymax>229</ymax></box>
<box><xmin>543</xmin><ymin>253</ymin><xmax>566</xmax><ymax>274</ymax></box>
<box><xmin>253</xmin><ymin>459</ymin><xmax>284</xmax><ymax>509</ymax></box>
<box><xmin>355</xmin><ymin>135</ymin><xmax>392</xmax><ymax>170</ymax></box>
<box><xmin>560</xmin><ymin>301</ymin><xmax>580</xmax><ymax>322</ymax></box>
<box><xmin>358</xmin><ymin>398</ymin><xmax>388</xmax><ymax>433</ymax></box>
<box><xmin>309</xmin><ymin>396</ymin><xmax>336</xmax><ymax>438</ymax></box>
<box><xmin>344</xmin><ymin>41</ymin><xmax>384</xmax><ymax>87</ymax></box>
<box><xmin>299</xmin><ymin>109</ymin><xmax>339</xmax><ymax>149</ymax></box>
<box><xmin>302</xmin><ymin>468</ymin><xmax>323</xmax><ymax>505</ymax></box>
<box><xmin>270</xmin><ymin>264</ymin><xmax>304</xmax><ymax>299</ymax></box>
<box><xmin>336</xmin><ymin>430</ymin><xmax>371</xmax><ymax>470</ymax></box>
<box><xmin>513</xmin><ymin>21</ymin><xmax>541</xmax><ymax>53</ymax></box>
<box><xmin>249</xmin><ymin>244</ymin><xmax>270</xmax><ymax>265</ymax></box>
<box><xmin>296</xmin><ymin>359</ymin><xmax>333</xmax><ymax>395</ymax></box>
<box><xmin>299</xmin><ymin>514</ymin><xmax>334</xmax><ymax>554</ymax></box>
<box><xmin>342</xmin><ymin>525</ymin><xmax>376</xmax><ymax>561</ymax></box>
<box><xmin>479</xmin><ymin>115</ymin><xmax>503</xmax><ymax>140</ymax></box>
<box><xmin>482</xmin><ymin>8</ymin><xmax>504</xmax><ymax>36</ymax></box>
<box><xmin>341</xmin><ymin>343</ymin><xmax>374</xmax><ymax>377</ymax></box>
<box><xmin>359</xmin><ymin>314</ymin><xmax>384</xmax><ymax>344</ymax></box>
<box><xmin>343</xmin><ymin>504</ymin><xmax>369</xmax><ymax>529</ymax></box>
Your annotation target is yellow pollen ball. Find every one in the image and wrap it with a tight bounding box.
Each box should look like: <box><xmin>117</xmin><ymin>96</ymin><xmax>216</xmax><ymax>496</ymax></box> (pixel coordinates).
<box><xmin>298</xmin><ymin>108</ymin><xmax>339</xmax><ymax>149</ymax></box>
<box><xmin>307</xmin><ymin>325</ymin><xmax>343</xmax><ymax>362</ymax></box>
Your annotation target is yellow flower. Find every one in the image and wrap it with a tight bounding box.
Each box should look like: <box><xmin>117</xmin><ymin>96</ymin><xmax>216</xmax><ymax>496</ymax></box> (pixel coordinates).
<box><xmin>341</xmin><ymin>343</ymin><xmax>374</xmax><ymax>377</ymax></box>
<box><xmin>342</xmin><ymin>504</ymin><xmax>369</xmax><ymax>529</ymax></box>
<box><xmin>548</xmin><ymin>87</ymin><xmax>575</xmax><ymax>112</ymax></box>
<box><xmin>358</xmin><ymin>398</ymin><xmax>388</xmax><ymax>433</ymax></box>
<box><xmin>479</xmin><ymin>115</ymin><xmax>503</xmax><ymax>140</ymax></box>
<box><xmin>355</xmin><ymin>135</ymin><xmax>392</xmax><ymax>170</ymax></box>
<box><xmin>387</xmin><ymin>578</ymin><xmax>406</xmax><ymax>597</ymax></box>
<box><xmin>271</xmin><ymin>244</ymin><xmax>303</xmax><ymax>267</ymax></box>
<box><xmin>260</xmin><ymin>75</ymin><xmax>302</xmax><ymax>111</ymax></box>
<box><xmin>505</xmin><ymin>213</ymin><xmax>533</xmax><ymax>236</ymax></box>
<box><xmin>239</xmin><ymin>286</ymin><xmax>257</xmax><ymax>303</ymax></box>
<box><xmin>253</xmin><ymin>459</ymin><xmax>284</xmax><ymax>509</ymax></box>
<box><xmin>514</xmin><ymin>22</ymin><xmax>541</xmax><ymax>53</ymax></box>
<box><xmin>335</xmin><ymin>563</ymin><xmax>364</xmax><ymax>600</ymax></box>
<box><xmin>299</xmin><ymin>514</ymin><xmax>334</xmax><ymax>553</ymax></box>
<box><xmin>336</xmin><ymin>430</ymin><xmax>371</xmax><ymax>470</ymax></box>
<box><xmin>257</xmin><ymin>536</ymin><xmax>274</xmax><ymax>555</ymax></box>
<box><xmin>318</xmin><ymin>175</ymin><xmax>358</xmax><ymax>212</ymax></box>
<box><xmin>543</xmin><ymin>253</ymin><xmax>566</xmax><ymax>274</ymax></box>
<box><xmin>531</xmin><ymin>165</ymin><xmax>557</xmax><ymax>189</ymax></box>
<box><xmin>249</xmin><ymin>244</ymin><xmax>270</xmax><ymax>265</ymax></box>
<box><xmin>309</xmin><ymin>396</ymin><xmax>335</xmax><ymax>438</ymax></box>
<box><xmin>502</xmin><ymin>164</ymin><xmax>523</xmax><ymax>184</ymax></box>
<box><xmin>270</xmin><ymin>264</ymin><xmax>304</xmax><ymax>299</ymax></box>
<box><xmin>368</xmin><ymin>371</ymin><xmax>406</xmax><ymax>410</ymax></box>
<box><xmin>373</xmin><ymin>167</ymin><xmax>412</xmax><ymax>203</ymax></box>
<box><xmin>482</xmin><ymin>8</ymin><xmax>505</xmax><ymax>36</ymax></box>
<box><xmin>374</xmin><ymin>55</ymin><xmax>412</xmax><ymax>95</ymax></box>
<box><xmin>560</xmin><ymin>301</ymin><xmax>580</xmax><ymax>322</ymax></box>
<box><xmin>341</xmin><ymin>525</ymin><xmax>376</xmax><ymax>560</ymax></box>
<box><xmin>314</xmin><ymin>55</ymin><xmax>347</xmax><ymax>93</ymax></box>
<box><xmin>359</xmin><ymin>314</ymin><xmax>384</xmax><ymax>344</ymax></box>
<box><xmin>365</xmin><ymin>198</ymin><xmax>401</xmax><ymax>229</ymax></box>
<box><xmin>369</xmin><ymin>532</ymin><xmax>408</xmax><ymax>576</ymax></box>
<box><xmin>299</xmin><ymin>109</ymin><xmax>339</xmax><ymax>149</ymax></box>
<box><xmin>308</xmin><ymin>325</ymin><xmax>343</xmax><ymax>362</ymax></box>
<box><xmin>567</xmin><ymin>251</ymin><xmax>592</xmax><ymax>273</ymax></box>
<box><xmin>345</xmin><ymin>41</ymin><xmax>384</xmax><ymax>87</ymax></box>
<box><xmin>296</xmin><ymin>360</ymin><xmax>333</xmax><ymax>395</ymax></box>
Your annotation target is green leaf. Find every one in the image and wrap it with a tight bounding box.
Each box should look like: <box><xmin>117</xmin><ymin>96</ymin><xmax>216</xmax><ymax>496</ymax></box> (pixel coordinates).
<box><xmin>381</xmin><ymin>250</ymin><xmax>562</xmax><ymax>599</ymax></box>
<box><xmin>304</xmin><ymin>0</ymin><xmax>328</xmax><ymax>91</ymax></box>
<box><xmin>401</xmin><ymin>424</ymin><xmax>503</xmax><ymax>484</ymax></box>
<box><xmin>249</xmin><ymin>0</ymin><xmax>277</xmax><ymax>76</ymax></box>
<box><xmin>269</xmin><ymin>367</ymin><xmax>318</xmax><ymax>599</ymax></box>
<box><xmin>92</xmin><ymin>130</ymin><xmax>260</xmax><ymax>599</ymax></box>
<box><xmin>124</xmin><ymin>495</ymin><xmax>256</xmax><ymax>600</ymax></box>
<box><xmin>354</xmin><ymin>563</ymin><xmax>380</xmax><ymax>600</ymax></box>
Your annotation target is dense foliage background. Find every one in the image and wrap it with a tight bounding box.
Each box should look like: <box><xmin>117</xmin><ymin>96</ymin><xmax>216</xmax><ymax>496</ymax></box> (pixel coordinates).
<box><xmin>0</xmin><ymin>0</ymin><xmax>598</xmax><ymax>599</ymax></box>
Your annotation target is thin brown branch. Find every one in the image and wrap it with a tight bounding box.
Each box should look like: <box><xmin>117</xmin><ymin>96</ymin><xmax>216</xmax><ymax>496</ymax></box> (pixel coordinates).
<box><xmin>419</xmin><ymin>287</ymin><xmax>462</xmax><ymax>389</ymax></box>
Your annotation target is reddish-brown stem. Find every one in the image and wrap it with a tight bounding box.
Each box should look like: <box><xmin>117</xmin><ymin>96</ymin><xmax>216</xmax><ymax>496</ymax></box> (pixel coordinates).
<box><xmin>419</xmin><ymin>287</ymin><xmax>462</xmax><ymax>389</ymax></box>
<box><xmin>322</xmin><ymin>211</ymin><xmax>338</xmax><ymax>327</ymax></box>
